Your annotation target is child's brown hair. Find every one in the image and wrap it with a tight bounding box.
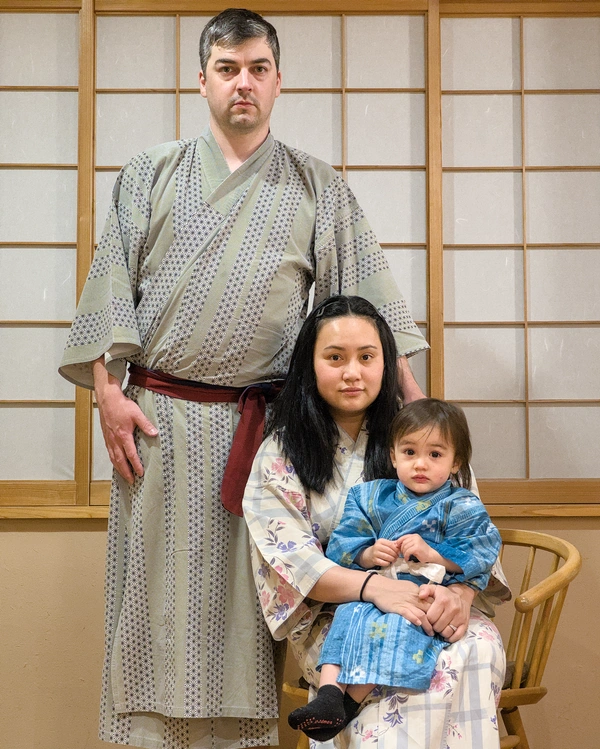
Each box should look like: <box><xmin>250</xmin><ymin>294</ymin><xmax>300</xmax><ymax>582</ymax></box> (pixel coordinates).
<box><xmin>390</xmin><ymin>398</ymin><xmax>472</xmax><ymax>489</ymax></box>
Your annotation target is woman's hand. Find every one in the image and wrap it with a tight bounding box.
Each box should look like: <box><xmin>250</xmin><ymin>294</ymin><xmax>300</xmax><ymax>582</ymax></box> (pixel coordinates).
<box><xmin>418</xmin><ymin>583</ymin><xmax>475</xmax><ymax>642</ymax></box>
<box><xmin>309</xmin><ymin>567</ymin><xmax>434</xmax><ymax>634</ymax></box>
<box><xmin>363</xmin><ymin>574</ymin><xmax>434</xmax><ymax>635</ymax></box>
<box><xmin>358</xmin><ymin>539</ymin><xmax>399</xmax><ymax>568</ymax></box>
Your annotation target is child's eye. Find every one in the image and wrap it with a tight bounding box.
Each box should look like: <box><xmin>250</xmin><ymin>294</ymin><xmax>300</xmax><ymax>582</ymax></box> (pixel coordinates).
<box><xmin>431</xmin><ymin>451</ymin><xmax>441</xmax><ymax>458</ymax></box>
<box><xmin>405</xmin><ymin>449</ymin><xmax>415</xmax><ymax>456</ymax></box>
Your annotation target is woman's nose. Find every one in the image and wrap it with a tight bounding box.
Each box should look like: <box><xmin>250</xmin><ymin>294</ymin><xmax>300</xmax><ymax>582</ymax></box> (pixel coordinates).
<box><xmin>343</xmin><ymin>360</ymin><xmax>360</xmax><ymax>380</ymax></box>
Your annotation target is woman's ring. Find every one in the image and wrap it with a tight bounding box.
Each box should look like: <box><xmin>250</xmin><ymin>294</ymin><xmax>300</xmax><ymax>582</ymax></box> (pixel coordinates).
<box><xmin>448</xmin><ymin>624</ymin><xmax>457</xmax><ymax>633</ymax></box>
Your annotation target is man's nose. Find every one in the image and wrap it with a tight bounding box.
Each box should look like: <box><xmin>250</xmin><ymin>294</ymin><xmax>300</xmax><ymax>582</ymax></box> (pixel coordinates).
<box><xmin>237</xmin><ymin>68</ymin><xmax>252</xmax><ymax>91</ymax></box>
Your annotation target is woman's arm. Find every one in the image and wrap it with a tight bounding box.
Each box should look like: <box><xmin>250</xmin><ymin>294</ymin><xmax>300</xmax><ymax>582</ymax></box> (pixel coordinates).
<box><xmin>309</xmin><ymin>566</ymin><xmax>434</xmax><ymax>634</ymax></box>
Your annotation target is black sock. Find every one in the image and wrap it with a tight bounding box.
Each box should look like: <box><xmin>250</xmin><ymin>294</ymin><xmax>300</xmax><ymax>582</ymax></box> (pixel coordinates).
<box><xmin>343</xmin><ymin>691</ymin><xmax>362</xmax><ymax>724</ymax></box>
<box><xmin>288</xmin><ymin>684</ymin><xmax>348</xmax><ymax>742</ymax></box>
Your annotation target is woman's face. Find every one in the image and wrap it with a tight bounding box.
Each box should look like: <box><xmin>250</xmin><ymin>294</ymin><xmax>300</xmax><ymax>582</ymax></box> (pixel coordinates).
<box><xmin>313</xmin><ymin>315</ymin><xmax>385</xmax><ymax>431</ymax></box>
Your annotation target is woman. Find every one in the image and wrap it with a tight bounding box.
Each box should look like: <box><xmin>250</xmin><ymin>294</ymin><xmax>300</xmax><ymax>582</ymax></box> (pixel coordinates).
<box><xmin>243</xmin><ymin>296</ymin><xmax>510</xmax><ymax>749</ymax></box>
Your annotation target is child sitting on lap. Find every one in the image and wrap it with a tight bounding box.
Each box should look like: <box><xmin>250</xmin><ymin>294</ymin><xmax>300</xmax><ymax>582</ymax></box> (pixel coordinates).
<box><xmin>288</xmin><ymin>398</ymin><xmax>502</xmax><ymax>742</ymax></box>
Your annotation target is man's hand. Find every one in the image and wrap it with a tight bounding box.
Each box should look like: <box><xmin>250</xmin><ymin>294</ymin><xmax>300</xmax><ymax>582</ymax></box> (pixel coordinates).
<box><xmin>93</xmin><ymin>358</ymin><xmax>158</xmax><ymax>484</ymax></box>
<box><xmin>418</xmin><ymin>583</ymin><xmax>474</xmax><ymax>642</ymax></box>
<box><xmin>358</xmin><ymin>539</ymin><xmax>399</xmax><ymax>569</ymax></box>
<box><xmin>397</xmin><ymin>534</ymin><xmax>434</xmax><ymax>564</ymax></box>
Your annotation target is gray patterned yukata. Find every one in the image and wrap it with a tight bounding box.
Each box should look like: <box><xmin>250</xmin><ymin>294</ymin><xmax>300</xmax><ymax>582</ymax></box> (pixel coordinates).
<box><xmin>59</xmin><ymin>127</ymin><xmax>427</xmax><ymax>749</ymax></box>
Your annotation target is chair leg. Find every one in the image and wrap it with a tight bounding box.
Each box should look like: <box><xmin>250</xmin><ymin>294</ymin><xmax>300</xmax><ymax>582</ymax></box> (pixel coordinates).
<box><xmin>501</xmin><ymin>707</ymin><xmax>529</xmax><ymax>749</ymax></box>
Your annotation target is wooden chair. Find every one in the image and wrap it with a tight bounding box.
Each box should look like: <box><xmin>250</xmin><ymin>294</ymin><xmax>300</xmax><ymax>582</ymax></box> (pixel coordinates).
<box><xmin>284</xmin><ymin>529</ymin><xmax>581</xmax><ymax>749</ymax></box>
<box><xmin>497</xmin><ymin>529</ymin><xmax>581</xmax><ymax>749</ymax></box>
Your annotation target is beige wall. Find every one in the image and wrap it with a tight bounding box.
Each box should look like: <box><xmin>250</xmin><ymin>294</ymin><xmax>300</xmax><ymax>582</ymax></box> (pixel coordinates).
<box><xmin>0</xmin><ymin>518</ymin><xmax>597</xmax><ymax>749</ymax></box>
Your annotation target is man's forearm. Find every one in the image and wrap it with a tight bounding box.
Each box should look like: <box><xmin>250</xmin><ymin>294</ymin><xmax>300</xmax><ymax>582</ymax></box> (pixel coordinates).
<box><xmin>397</xmin><ymin>356</ymin><xmax>425</xmax><ymax>403</ymax></box>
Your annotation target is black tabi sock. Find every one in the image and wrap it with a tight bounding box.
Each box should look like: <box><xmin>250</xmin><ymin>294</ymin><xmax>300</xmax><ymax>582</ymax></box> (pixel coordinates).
<box><xmin>288</xmin><ymin>684</ymin><xmax>348</xmax><ymax>742</ymax></box>
<box><xmin>343</xmin><ymin>691</ymin><xmax>362</xmax><ymax>723</ymax></box>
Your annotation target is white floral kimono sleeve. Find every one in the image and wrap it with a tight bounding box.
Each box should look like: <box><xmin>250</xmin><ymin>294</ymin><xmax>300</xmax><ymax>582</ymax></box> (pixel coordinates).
<box><xmin>244</xmin><ymin>431</ymin><xmax>368</xmax><ymax>645</ymax></box>
<box><xmin>244</xmin><ymin>437</ymin><xmax>337</xmax><ymax>643</ymax></box>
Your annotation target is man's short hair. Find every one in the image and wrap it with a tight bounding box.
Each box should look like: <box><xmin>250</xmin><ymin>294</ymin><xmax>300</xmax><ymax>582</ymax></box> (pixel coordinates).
<box><xmin>199</xmin><ymin>8</ymin><xmax>280</xmax><ymax>73</ymax></box>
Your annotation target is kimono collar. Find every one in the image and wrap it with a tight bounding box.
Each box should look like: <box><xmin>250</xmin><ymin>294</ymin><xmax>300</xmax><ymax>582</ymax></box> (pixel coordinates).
<box><xmin>199</xmin><ymin>126</ymin><xmax>275</xmax><ymax>189</ymax></box>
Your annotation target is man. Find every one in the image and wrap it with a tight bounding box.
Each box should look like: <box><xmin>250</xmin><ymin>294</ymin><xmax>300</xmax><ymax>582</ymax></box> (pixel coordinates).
<box><xmin>60</xmin><ymin>9</ymin><xmax>428</xmax><ymax>749</ymax></box>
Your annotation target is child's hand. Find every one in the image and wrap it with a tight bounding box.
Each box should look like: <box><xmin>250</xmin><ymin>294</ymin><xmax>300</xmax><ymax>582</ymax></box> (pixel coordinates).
<box><xmin>397</xmin><ymin>534</ymin><xmax>434</xmax><ymax>564</ymax></box>
<box><xmin>358</xmin><ymin>539</ymin><xmax>400</xmax><ymax>568</ymax></box>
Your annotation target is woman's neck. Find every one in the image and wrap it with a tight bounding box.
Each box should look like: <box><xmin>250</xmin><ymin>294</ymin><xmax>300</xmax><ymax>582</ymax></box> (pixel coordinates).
<box><xmin>334</xmin><ymin>414</ymin><xmax>365</xmax><ymax>442</ymax></box>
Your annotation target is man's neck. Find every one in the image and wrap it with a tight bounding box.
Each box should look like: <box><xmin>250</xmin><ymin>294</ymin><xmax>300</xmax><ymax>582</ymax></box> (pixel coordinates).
<box><xmin>210</xmin><ymin>120</ymin><xmax>270</xmax><ymax>172</ymax></box>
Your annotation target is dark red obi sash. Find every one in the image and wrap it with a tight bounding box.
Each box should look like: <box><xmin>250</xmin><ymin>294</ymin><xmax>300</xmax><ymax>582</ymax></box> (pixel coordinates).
<box><xmin>128</xmin><ymin>364</ymin><xmax>284</xmax><ymax>517</ymax></box>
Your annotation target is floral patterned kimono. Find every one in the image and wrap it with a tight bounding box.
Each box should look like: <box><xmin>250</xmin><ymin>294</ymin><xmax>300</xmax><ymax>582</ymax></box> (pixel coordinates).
<box><xmin>243</xmin><ymin>428</ymin><xmax>511</xmax><ymax>749</ymax></box>
<box><xmin>319</xmin><ymin>478</ymin><xmax>502</xmax><ymax>690</ymax></box>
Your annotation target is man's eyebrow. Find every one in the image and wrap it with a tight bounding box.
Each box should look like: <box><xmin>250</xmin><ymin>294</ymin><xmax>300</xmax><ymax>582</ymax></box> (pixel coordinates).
<box><xmin>213</xmin><ymin>57</ymin><xmax>272</xmax><ymax>65</ymax></box>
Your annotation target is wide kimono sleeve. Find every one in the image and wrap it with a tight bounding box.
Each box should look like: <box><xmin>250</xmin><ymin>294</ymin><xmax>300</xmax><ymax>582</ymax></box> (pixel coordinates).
<box><xmin>429</xmin><ymin>491</ymin><xmax>503</xmax><ymax>592</ymax></box>
<box><xmin>243</xmin><ymin>436</ymin><xmax>339</xmax><ymax>644</ymax></box>
<box><xmin>58</xmin><ymin>152</ymin><xmax>153</xmax><ymax>389</ymax></box>
<box><xmin>310</xmin><ymin>170</ymin><xmax>428</xmax><ymax>359</ymax></box>
<box><xmin>325</xmin><ymin>482</ymin><xmax>384</xmax><ymax>570</ymax></box>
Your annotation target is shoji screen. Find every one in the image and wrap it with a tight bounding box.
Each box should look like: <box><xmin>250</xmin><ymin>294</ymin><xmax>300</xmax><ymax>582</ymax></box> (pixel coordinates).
<box><xmin>441</xmin><ymin>16</ymin><xmax>600</xmax><ymax>502</ymax></box>
<box><xmin>0</xmin><ymin>13</ymin><xmax>79</xmax><ymax>506</ymax></box>
<box><xmin>2</xmin><ymin>3</ymin><xmax>598</xmax><ymax>516</ymax></box>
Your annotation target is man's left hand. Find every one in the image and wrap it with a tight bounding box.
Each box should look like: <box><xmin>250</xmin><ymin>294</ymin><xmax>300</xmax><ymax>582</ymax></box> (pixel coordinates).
<box><xmin>418</xmin><ymin>583</ymin><xmax>473</xmax><ymax>642</ymax></box>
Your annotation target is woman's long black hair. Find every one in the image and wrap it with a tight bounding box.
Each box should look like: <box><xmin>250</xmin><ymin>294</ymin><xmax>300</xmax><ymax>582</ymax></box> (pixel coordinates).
<box><xmin>266</xmin><ymin>295</ymin><xmax>403</xmax><ymax>494</ymax></box>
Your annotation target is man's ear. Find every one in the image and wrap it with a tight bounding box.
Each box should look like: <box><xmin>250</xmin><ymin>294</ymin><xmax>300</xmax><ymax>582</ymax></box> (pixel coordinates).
<box><xmin>199</xmin><ymin>70</ymin><xmax>207</xmax><ymax>98</ymax></box>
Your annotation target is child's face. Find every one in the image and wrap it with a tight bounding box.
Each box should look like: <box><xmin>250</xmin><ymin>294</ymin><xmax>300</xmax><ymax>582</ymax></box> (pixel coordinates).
<box><xmin>390</xmin><ymin>425</ymin><xmax>460</xmax><ymax>495</ymax></box>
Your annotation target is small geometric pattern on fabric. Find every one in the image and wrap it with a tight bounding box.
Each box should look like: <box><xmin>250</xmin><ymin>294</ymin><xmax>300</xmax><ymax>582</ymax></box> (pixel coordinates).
<box><xmin>205</xmin><ymin>405</ymin><xmax>232</xmax><ymax>715</ymax></box>
<box><xmin>184</xmin><ymin>400</ymin><xmax>207</xmax><ymax>715</ymax></box>
<box><xmin>100</xmin><ymin>479</ymin><xmax>133</xmax><ymax>743</ymax></box>
<box><xmin>163</xmin><ymin>716</ymin><xmax>191</xmax><ymax>749</ymax></box>
<box><xmin>121</xmin><ymin>152</ymin><xmax>155</xmax><ymax>221</ymax></box>
<box><xmin>270</xmin><ymin>267</ymin><xmax>312</xmax><ymax>374</ymax></box>
<box><xmin>87</xmin><ymin>252</ymin><xmax>112</xmax><ymax>280</ymax></box>
<box><xmin>337</xmin><ymin>236</ymin><xmax>390</xmax><ymax>288</ymax></box>
<box><xmin>213</xmin><ymin>143</ymin><xmax>307</xmax><ymax>382</ymax></box>
<box><xmin>253</xmin><ymin>595</ymin><xmax>280</xmax><ymax>719</ymax></box>
<box><xmin>174</xmin><ymin>139</ymin><xmax>204</xmax><ymax>236</ymax></box>
<box><xmin>136</xmin><ymin>206</ymin><xmax>226</xmax><ymax>350</ymax></box>
<box><xmin>120</xmin><ymin>471</ymin><xmax>156</xmax><ymax>711</ymax></box>
<box><xmin>65</xmin><ymin>307</ymin><xmax>112</xmax><ymax>348</ymax></box>
<box><xmin>113</xmin><ymin>295</ymin><xmax>138</xmax><ymax>331</ymax></box>
<box><xmin>378</xmin><ymin>299</ymin><xmax>422</xmax><ymax>336</ymax></box>
<box><xmin>156</xmin><ymin>394</ymin><xmax>177</xmax><ymax>712</ymax></box>
<box><xmin>190</xmin><ymin>153</ymin><xmax>284</xmax><ymax>381</ymax></box>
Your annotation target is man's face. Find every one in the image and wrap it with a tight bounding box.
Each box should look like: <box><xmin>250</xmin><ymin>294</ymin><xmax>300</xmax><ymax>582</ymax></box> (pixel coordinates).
<box><xmin>199</xmin><ymin>37</ymin><xmax>281</xmax><ymax>137</ymax></box>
